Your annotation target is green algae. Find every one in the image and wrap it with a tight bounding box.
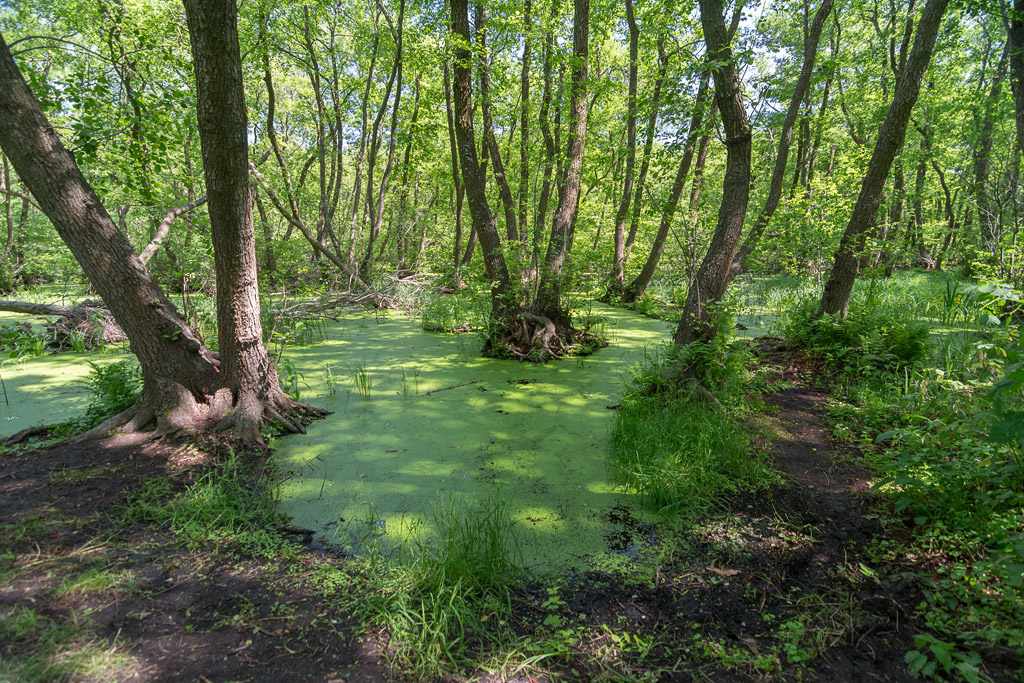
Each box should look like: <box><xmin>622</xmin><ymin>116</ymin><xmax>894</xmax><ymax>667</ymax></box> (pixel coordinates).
<box><xmin>275</xmin><ymin>303</ymin><xmax>676</xmax><ymax>572</ymax></box>
<box><xmin>0</xmin><ymin>351</ymin><xmax>134</xmax><ymax>435</ymax></box>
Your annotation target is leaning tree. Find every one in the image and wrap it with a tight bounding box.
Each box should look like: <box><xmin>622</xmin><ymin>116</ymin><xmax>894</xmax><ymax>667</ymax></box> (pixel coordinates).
<box><xmin>0</xmin><ymin>0</ymin><xmax>322</xmax><ymax>444</ymax></box>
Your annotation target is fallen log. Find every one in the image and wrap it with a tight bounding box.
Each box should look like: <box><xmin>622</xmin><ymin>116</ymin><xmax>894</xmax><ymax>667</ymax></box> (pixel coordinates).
<box><xmin>0</xmin><ymin>299</ymin><xmax>126</xmax><ymax>348</ymax></box>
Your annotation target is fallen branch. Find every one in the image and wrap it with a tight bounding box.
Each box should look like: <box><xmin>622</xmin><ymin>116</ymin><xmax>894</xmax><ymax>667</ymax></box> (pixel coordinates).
<box><xmin>424</xmin><ymin>380</ymin><xmax>481</xmax><ymax>396</ymax></box>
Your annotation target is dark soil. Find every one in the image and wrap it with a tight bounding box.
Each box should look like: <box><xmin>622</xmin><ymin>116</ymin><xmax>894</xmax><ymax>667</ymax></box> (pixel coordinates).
<box><xmin>0</xmin><ymin>340</ymin><xmax>943</xmax><ymax>681</ymax></box>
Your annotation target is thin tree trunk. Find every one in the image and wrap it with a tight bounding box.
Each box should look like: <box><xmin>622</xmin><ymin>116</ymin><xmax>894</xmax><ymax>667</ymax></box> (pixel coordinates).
<box><xmin>534</xmin><ymin>0</ymin><xmax>561</xmax><ymax>247</ymax></box>
<box><xmin>622</xmin><ymin>73</ymin><xmax>712</xmax><ymax>303</ymax></box>
<box><xmin>449</xmin><ymin>0</ymin><xmax>513</xmax><ymax>323</ymax></box>
<box><xmin>624</xmin><ymin>38</ymin><xmax>669</xmax><ymax>253</ymax></box>
<box><xmin>443</xmin><ymin>61</ymin><xmax>466</xmax><ymax>276</ymax></box>
<box><xmin>729</xmin><ymin>0</ymin><xmax>834</xmax><ymax>279</ymax></box>
<box><xmin>518</xmin><ymin>0</ymin><xmax>532</xmax><ymax>240</ymax></box>
<box><xmin>475</xmin><ymin>3</ymin><xmax>520</xmax><ymax>243</ymax></box>
<box><xmin>534</xmin><ymin>0</ymin><xmax>590</xmax><ymax>324</ymax></box>
<box><xmin>607</xmin><ymin>0</ymin><xmax>640</xmax><ymax>296</ymax></box>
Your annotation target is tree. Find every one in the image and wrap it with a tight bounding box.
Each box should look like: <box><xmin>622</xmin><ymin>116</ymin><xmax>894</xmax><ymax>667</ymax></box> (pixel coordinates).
<box><xmin>670</xmin><ymin>0</ymin><xmax>752</xmax><ymax>353</ymax></box>
<box><xmin>183</xmin><ymin>0</ymin><xmax>322</xmax><ymax>442</ymax></box>
<box><xmin>0</xmin><ymin>2</ymin><xmax>320</xmax><ymax>443</ymax></box>
<box><xmin>817</xmin><ymin>0</ymin><xmax>952</xmax><ymax>317</ymax></box>
<box><xmin>728</xmin><ymin>0</ymin><xmax>836</xmax><ymax>279</ymax></box>
<box><xmin>449</xmin><ymin>0</ymin><xmax>595</xmax><ymax>358</ymax></box>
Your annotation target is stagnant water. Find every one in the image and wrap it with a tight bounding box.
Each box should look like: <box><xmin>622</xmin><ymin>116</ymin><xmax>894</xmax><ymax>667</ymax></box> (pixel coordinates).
<box><xmin>275</xmin><ymin>303</ymin><xmax>674</xmax><ymax>571</ymax></box>
<box><xmin>0</xmin><ymin>301</ymin><xmax>771</xmax><ymax>571</ymax></box>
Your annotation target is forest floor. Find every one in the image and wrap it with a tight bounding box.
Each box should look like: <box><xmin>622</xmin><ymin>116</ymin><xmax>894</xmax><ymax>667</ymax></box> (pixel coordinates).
<box><xmin>0</xmin><ymin>340</ymin><xmax>960</xmax><ymax>682</ymax></box>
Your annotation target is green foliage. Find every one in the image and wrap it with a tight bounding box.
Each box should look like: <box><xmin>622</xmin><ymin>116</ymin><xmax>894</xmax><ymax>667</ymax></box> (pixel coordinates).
<box><xmin>609</xmin><ymin>342</ymin><xmax>773</xmax><ymax>514</ymax></box>
<box><xmin>782</xmin><ymin>296</ymin><xmax>929</xmax><ymax>376</ymax></box>
<box><xmin>363</xmin><ymin>497</ymin><xmax>523</xmax><ymax>679</ymax></box>
<box><xmin>80</xmin><ymin>361</ymin><xmax>141</xmax><ymax>426</ymax></box>
<box><xmin>51</xmin><ymin>360</ymin><xmax>142</xmax><ymax>438</ymax></box>
<box><xmin>421</xmin><ymin>291</ymin><xmax>487</xmax><ymax>333</ymax></box>
<box><xmin>120</xmin><ymin>449</ymin><xmax>286</xmax><ymax>556</ymax></box>
<box><xmin>0</xmin><ymin>323</ymin><xmax>46</xmax><ymax>359</ymax></box>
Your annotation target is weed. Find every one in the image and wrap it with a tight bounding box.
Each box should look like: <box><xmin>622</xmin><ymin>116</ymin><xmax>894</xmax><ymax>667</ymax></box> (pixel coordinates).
<box><xmin>119</xmin><ymin>450</ymin><xmax>290</xmax><ymax>557</ymax></box>
<box><xmin>361</xmin><ymin>496</ymin><xmax>523</xmax><ymax>679</ymax></box>
<box><xmin>0</xmin><ymin>604</ymin><xmax>132</xmax><ymax>681</ymax></box>
<box><xmin>609</xmin><ymin>344</ymin><xmax>775</xmax><ymax>514</ymax></box>
<box><xmin>348</xmin><ymin>359</ymin><xmax>372</xmax><ymax>398</ymax></box>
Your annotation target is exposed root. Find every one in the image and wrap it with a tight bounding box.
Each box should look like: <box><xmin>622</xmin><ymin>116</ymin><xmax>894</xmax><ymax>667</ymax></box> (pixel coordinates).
<box><xmin>485</xmin><ymin>310</ymin><xmax>608</xmax><ymax>363</ymax></box>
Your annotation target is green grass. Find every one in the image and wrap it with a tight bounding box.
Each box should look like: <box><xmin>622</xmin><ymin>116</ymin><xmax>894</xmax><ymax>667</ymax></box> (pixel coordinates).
<box><xmin>119</xmin><ymin>449</ymin><xmax>288</xmax><ymax>557</ymax></box>
<box><xmin>346</xmin><ymin>496</ymin><xmax>524</xmax><ymax>680</ymax></box>
<box><xmin>608</xmin><ymin>336</ymin><xmax>776</xmax><ymax>514</ymax></box>
<box><xmin>609</xmin><ymin>391</ymin><xmax>774</xmax><ymax>514</ymax></box>
<box><xmin>0</xmin><ymin>604</ymin><xmax>133</xmax><ymax>682</ymax></box>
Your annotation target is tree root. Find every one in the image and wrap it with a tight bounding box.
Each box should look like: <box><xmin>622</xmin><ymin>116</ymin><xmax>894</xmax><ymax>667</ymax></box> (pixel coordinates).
<box><xmin>486</xmin><ymin>311</ymin><xmax>608</xmax><ymax>363</ymax></box>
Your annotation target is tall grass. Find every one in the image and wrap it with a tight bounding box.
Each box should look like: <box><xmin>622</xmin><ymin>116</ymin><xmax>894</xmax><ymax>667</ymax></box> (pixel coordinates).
<box><xmin>362</xmin><ymin>496</ymin><xmax>524</xmax><ymax>679</ymax></box>
<box><xmin>608</xmin><ymin>341</ymin><xmax>773</xmax><ymax>514</ymax></box>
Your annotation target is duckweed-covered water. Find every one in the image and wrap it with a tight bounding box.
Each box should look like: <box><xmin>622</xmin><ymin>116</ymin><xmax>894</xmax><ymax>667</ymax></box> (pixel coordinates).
<box><xmin>276</xmin><ymin>303</ymin><xmax>674</xmax><ymax>571</ymax></box>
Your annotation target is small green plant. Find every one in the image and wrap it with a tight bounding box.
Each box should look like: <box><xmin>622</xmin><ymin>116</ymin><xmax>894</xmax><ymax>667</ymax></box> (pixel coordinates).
<box><xmin>320</xmin><ymin>361</ymin><xmax>338</xmax><ymax>397</ymax></box>
<box><xmin>348</xmin><ymin>359</ymin><xmax>372</xmax><ymax>398</ymax></box>
<box><xmin>364</xmin><ymin>496</ymin><xmax>523</xmax><ymax>679</ymax></box>
<box><xmin>120</xmin><ymin>449</ymin><xmax>286</xmax><ymax>555</ymax></box>
<box><xmin>278</xmin><ymin>357</ymin><xmax>305</xmax><ymax>400</ymax></box>
<box><xmin>0</xmin><ymin>322</ymin><xmax>46</xmax><ymax>359</ymax></box>
<box><xmin>905</xmin><ymin>634</ymin><xmax>986</xmax><ymax>683</ymax></box>
<box><xmin>50</xmin><ymin>360</ymin><xmax>142</xmax><ymax>436</ymax></box>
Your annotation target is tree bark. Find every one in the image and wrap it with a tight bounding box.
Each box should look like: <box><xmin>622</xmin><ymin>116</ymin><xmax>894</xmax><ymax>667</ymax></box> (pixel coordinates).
<box><xmin>607</xmin><ymin>0</ymin><xmax>640</xmax><ymax>296</ymax></box>
<box><xmin>818</xmin><ymin>0</ymin><xmax>951</xmax><ymax>317</ymax></box>
<box><xmin>671</xmin><ymin>0</ymin><xmax>752</xmax><ymax>350</ymax></box>
<box><xmin>449</xmin><ymin>0</ymin><xmax>513</xmax><ymax>323</ymax></box>
<box><xmin>0</xmin><ymin>30</ymin><xmax>221</xmax><ymax>436</ymax></box>
<box><xmin>185</xmin><ymin>0</ymin><xmax>322</xmax><ymax>442</ymax></box>
<box><xmin>534</xmin><ymin>0</ymin><xmax>590</xmax><ymax>324</ymax></box>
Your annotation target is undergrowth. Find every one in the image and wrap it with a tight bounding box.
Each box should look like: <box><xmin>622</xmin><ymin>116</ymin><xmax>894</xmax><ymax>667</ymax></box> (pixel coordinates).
<box><xmin>608</xmin><ymin>317</ymin><xmax>776</xmax><ymax>514</ymax></box>
<box><xmin>790</xmin><ymin>273</ymin><xmax>1024</xmax><ymax>679</ymax></box>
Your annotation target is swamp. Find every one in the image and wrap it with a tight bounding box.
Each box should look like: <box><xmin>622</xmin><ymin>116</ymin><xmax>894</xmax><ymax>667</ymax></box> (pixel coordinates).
<box><xmin>1</xmin><ymin>0</ymin><xmax>1024</xmax><ymax>681</ymax></box>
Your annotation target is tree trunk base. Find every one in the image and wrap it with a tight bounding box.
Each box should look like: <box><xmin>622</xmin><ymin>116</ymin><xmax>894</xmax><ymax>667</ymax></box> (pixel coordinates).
<box><xmin>68</xmin><ymin>384</ymin><xmax>331</xmax><ymax>448</ymax></box>
<box><xmin>483</xmin><ymin>310</ymin><xmax>608</xmax><ymax>362</ymax></box>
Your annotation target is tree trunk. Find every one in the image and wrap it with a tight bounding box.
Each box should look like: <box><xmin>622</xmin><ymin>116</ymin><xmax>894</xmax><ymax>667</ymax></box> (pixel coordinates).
<box><xmin>607</xmin><ymin>0</ymin><xmax>640</xmax><ymax>296</ymax></box>
<box><xmin>622</xmin><ymin>73</ymin><xmax>713</xmax><ymax>304</ymax></box>
<box><xmin>624</xmin><ymin>38</ymin><xmax>669</xmax><ymax>253</ymax></box>
<box><xmin>475</xmin><ymin>2</ymin><xmax>520</xmax><ymax>243</ymax></box>
<box><xmin>519</xmin><ymin>0</ymin><xmax>532</xmax><ymax>240</ymax></box>
<box><xmin>818</xmin><ymin>0</ymin><xmax>951</xmax><ymax>317</ymax></box>
<box><xmin>0</xmin><ymin>31</ymin><xmax>222</xmax><ymax>436</ymax></box>
<box><xmin>449</xmin><ymin>0</ymin><xmax>513</xmax><ymax>323</ymax></box>
<box><xmin>671</xmin><ymin>0</ymin><xmax>752</xmax><ymax>351</ymax></box>
<box><xmin>534</xmin><ymin>0</ymin><xmax>590</xmax><ymax>325</ymax></box>
<box><xmin>1006</xmin><ymin>0</ymin><xmax>1024</xmax><ymax>157</ymax></box>
<box><xmin>443</xmin><ymin>60</ymin><xmax>466</xmax><ymax>277</ymax></box>
<box><xmin>185</xmin><ymin>0</ymin><xmax>323</xmax><ymax>442</ymax></box>
<box><xmin>534</xmin><ymin>0</ymin><xmax>561</xmax><ymax>249</ymax></box>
